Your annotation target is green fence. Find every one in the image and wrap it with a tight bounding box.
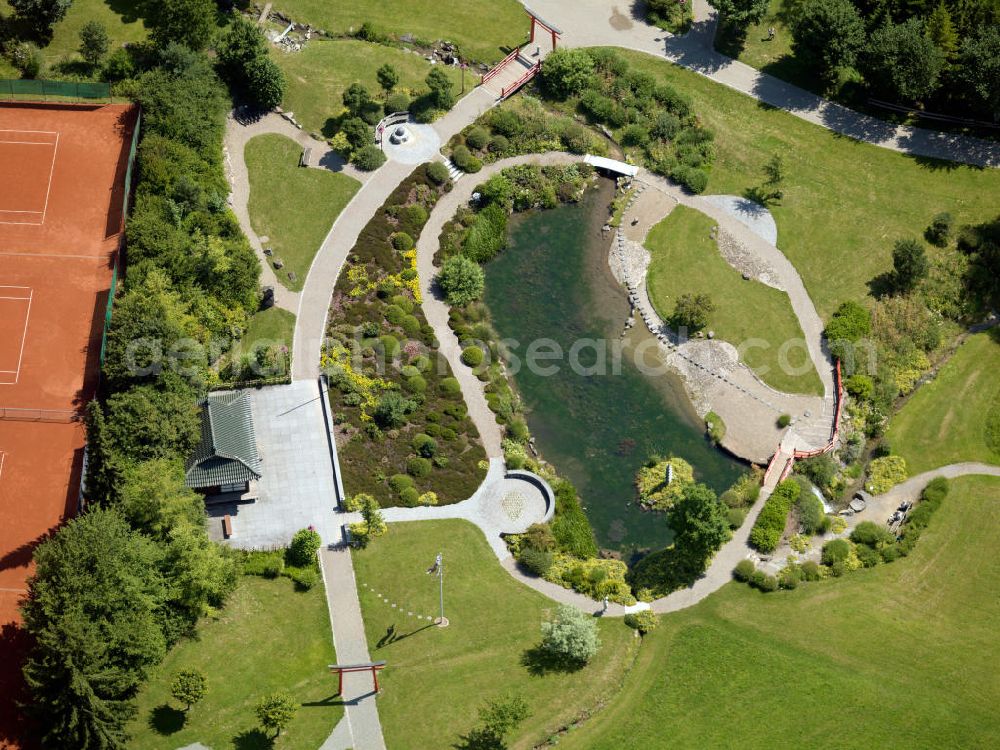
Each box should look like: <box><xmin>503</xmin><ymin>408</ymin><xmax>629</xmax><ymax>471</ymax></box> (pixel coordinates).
<box><xmin>0</xmin><ymin>78</ymin><xmax>111</xmax><ymax>102</ymax></box>
<box><xmin>99</xmin><ymin>110</ymin><xmax>141</xmax><ymax>368</ymax></box>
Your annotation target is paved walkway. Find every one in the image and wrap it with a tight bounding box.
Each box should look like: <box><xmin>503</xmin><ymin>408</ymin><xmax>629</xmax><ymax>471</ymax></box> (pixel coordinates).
<box><xmin>520</xmin><ymin>0</ymin><xmax>999</xmax><ymax>167</ymax></box>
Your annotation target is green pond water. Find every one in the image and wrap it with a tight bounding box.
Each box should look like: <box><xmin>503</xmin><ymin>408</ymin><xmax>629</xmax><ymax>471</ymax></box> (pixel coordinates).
<box><xmin>483</xmin><ymin>182</ymin><xmax>744</xmax><ymax>552</ymax></box>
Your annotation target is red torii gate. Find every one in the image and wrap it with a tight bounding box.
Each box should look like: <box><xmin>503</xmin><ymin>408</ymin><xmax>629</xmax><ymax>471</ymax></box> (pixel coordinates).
<box><xmin>329</xmin><ymin>661</ymin><xmax>387</xmax><ymax>694</ymax></box>
<box><xmin>526</xmin><ymin>7</ymin><xmax>562</xmax><ymax>50</ymax></box>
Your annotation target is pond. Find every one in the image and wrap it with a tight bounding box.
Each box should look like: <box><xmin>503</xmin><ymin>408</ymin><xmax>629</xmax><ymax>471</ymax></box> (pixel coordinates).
<box><xmin>483</xmin><ymin>180</ymin><xmax>744</xmax><ymax>553</ymax></box>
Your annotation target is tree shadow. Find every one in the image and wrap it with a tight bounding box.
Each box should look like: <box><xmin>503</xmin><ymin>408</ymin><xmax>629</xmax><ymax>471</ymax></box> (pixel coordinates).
<box><xmin>148</xmin><ymin>704</ymin><xmax>185</xmax><ymax>736</ymax></box>
<box><xmin>520</xmin><ymin>646</ymin><xmax>585</xmax><ymax>677</ymax></box>
<box><xmin>232</xmin><ymin>728</ymin><xmax>274</xmax><ymax>750</ymax></box>
<box><xmin>866</xmin><ymin>271</ymin><xmax>896</xmax><ymax>299</ymax></box>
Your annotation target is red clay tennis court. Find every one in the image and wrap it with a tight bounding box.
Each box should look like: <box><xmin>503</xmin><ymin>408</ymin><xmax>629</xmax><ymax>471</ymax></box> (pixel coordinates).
<box><xmin>0</xmin><ymin>102</ymin><xmax>137</xmax><ymax>748</ymax></box>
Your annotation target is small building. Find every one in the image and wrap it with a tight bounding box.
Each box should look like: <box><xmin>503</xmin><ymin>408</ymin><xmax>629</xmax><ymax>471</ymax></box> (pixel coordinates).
<box><xmin>185</xmin><ymin>391</ymin><xmax>262</xmax><ymax>503</ymax></box>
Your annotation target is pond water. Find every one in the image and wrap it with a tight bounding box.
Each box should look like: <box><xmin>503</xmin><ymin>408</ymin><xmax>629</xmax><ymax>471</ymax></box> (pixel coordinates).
<box><xmin>483</xmin><ymin>180</ymin><xmax>744</xmax><ymax>553</ymax></box>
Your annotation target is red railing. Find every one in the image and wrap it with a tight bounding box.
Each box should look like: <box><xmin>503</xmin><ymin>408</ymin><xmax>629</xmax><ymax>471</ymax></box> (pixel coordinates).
<box><xmin>481</xmin><ymin>49</ymin><xmax>520</xmax><ymax>85</ymax></box>
<box><xmin>500</xmin><ymin>61</ymin><xmax>540</xmax><ymax>99</ymax></box>
<box><xmin>792</xmin><ymin>360</ymin><xmax>844</xmax><ymax>459</ymax></box>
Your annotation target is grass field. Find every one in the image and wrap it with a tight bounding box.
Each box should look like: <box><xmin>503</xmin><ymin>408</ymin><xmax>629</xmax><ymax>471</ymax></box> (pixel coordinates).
<box><xmin>0</xmin><ymin>0</ymin><xmax>148</xmax><ymax>74</ymax></box>
<box><xmin>352</xmin><ymin>520</ymin><xmax>637</xmax><ymax>750</ymax></box>
<box><xmin>245</xmin><ymin>133</ymin><xmax>360</xmax><ymax>291</ymax></box>
<box><xmin>244</xmin><ymin>306</ymin><xmax>296</xmax><ymax>352</ymax></box>
<box><xmin>270</xmin><ymin>0</ymin><xmax>525</xmax><ymax>64</ymax></box>
<box><xmin>128</xmin><ymin>576</ymin><xmax>342</xmax><ymax>750</ymax></box>
<box><xmin>275</xmin><ymin>39</ymin><xmax>464</xmax><ymax>137</ymax></box>
<box><xmin>616</xmin><ymin>50</ymin><xmax>1000</xmax><ymax>319</ymax></box>
<box><xmin>646</xmin><ymin>206</ymin><xmax>823</xmax><ymax>395</ymax></box>
<box><xmin>887</xmin><ymin>332</ymin><xmax>1000</xmax><ymax>475</ymax></box>
<box><xmin>558</xmin><ymin>474</ymin><xmax>1000</xmax><ymax>749</ymax></box>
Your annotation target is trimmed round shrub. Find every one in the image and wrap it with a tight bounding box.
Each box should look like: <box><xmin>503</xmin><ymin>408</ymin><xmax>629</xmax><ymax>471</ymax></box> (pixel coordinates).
<box><xmin>378</xmin><ymin>335</ymin><xmax>401</xmax><ymax>357</ymax></box>
<box><xmin>451</xmin><ymin>144</ymin><xmax>482</xmax><ymax>173</ymax></box>
<box><xmin>777</xmin><ymin>414</ymin><xmax>792</xmax><ymax>428</ymax></box>
<box><xmin>412</xmin><ymin>433</ymin><xmax>438</xmax><ymax>458</ymax></box>
<box><xmin>287</xmin><ymin>527</ymin><xmax>322</xmax><ymax>567</ymax></box>
<box><xmin>518</xmin><ymin>547</ymin><xmax>554</xmax><ymax>577</ymax></box>
<box><xmin>623</xmin><ymin>610</ymin><xmax>660</xmax><ymax>634</ymax></box>
<box><xmin>404</xmin><ymin>374</ymin><xmax>427</xmax><ymax>393</ymax></box>
<box><xmin>440</xmin><ymin>377</ymin><xmax>462</xmax><ymax>396</ymax></box>
<box><xmin>461</xmin><ymin>346</ymin><xmax>484</xmax><ymax>367</ymax></box>
<box><xmin>855</xmin><ymin>543</ymin><xmax>880</xmax><ymax>568</ymax></box>
<box><xmin>800</xmin><ymin>560</ymin><xmax>823</xmax><ymax>581</ymax></box>
<box><xmin>726</xmin><ymin>507</ymin><xmax>746</xmax><ymax>530</ymax></box>
<box><xmin>426</xmin><ymin>160</ymin><xmax>450</xmax><ymax>185</ymax></box>
<box><xmin>821</xmin><ymin>538</ymin><xmax>852</xmax><ymax>565</ymax></box>
<box><xmin>465</xmin><ymin>126</ymin><xmax>489</xmax><ymax>150</ymax></box>
<box><xmin>388</xmin><ymin>473</ymin><xmax>414</xmax><ymax>493</ymax></box>
<box><xmin>438</xmin><ymin>254</ymin><xmax>485</xmax><ymax>306</ymax></box>
<box><xmin>352</xmin><ymin>145</ymin><xmax>387</xmax><ymax>171</ymax></box>
<box><xmin>850</xmin><ymin>520</ymin><xmax>893</xmax><ymax>548</ymax></box>
<box><xmin>488</xmin><ymin>134</ymin><xmax>510</xmax><ymax>153</ymax></box>
<box><xmin>733</xmin><ymin>559</ymin><xmax>755</xmax><ymax>582</ymax></box>
<box><xmin>384</xmin><ymin>305</ymin><xmax>405</xmax><ymax>326</ymax></box>
<box><xmin>406</xmin><ymin>456</ymin><xmax>432</xmax><ymax>478</ymax></box>
<box><xmin>401</xmin><ymin>314</ymin><xmax>421</xmax><ymax>336</ymax></box>
<box><xmin>399</xmin><ymin>487</ymin><xmax>420</xmax><ymax>506</ymax></box>
<box><xmin>392</xmin><ymin>232</ymin><xmax>414</xmax><ymax>251</ymax></box>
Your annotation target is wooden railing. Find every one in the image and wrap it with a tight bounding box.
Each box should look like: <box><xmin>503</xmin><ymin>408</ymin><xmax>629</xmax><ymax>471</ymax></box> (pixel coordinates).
<box><xmin>792</xmin><ymin>360</ymin><xmax>844</xmax><ymax>459</ymax></box>
<box><xmin>481</xmin><ymin>49</ymin><xmax>520</xmax><ymax>85</ymax></box>
<box><xmin>501</xmin><ymin>61</ymin><xmax>541</xmax><ymax>99</ymax></box>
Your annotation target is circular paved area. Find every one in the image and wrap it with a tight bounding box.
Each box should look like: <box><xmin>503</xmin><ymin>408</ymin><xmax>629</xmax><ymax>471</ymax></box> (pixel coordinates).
<box><xmin>382</xmin><ymin>123</ymin><xmax>441</xmax><ymax>164</ymax></box>
<box><xmin>478</xmin><ymin>475</ymin><xmax>550</xmax><ymax>534</ymax></box>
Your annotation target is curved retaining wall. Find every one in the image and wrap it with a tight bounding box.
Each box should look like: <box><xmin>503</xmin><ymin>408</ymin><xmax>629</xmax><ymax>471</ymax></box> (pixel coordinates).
<box><xmin>504</xmin><ymin>469</ymin><xmax>556</xmax><ymax>523</ymax></box>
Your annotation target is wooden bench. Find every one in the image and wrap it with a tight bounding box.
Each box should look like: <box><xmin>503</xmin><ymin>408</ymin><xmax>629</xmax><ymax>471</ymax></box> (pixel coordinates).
<box><xmin>223</xmin><ymin>514</ymin><xmax>233</xmax><ymax>538</ymax></box>
<box><xmin>299</xmin><ymin>147</ymin><xmax>312</xmax><ymax>167</ymax></box>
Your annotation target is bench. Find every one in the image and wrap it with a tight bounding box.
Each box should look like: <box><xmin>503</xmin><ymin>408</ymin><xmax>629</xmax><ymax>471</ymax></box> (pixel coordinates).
<box><xmin>299</xmin><ymin>147</ymin><xmax>312</xmax><ymax>167</ymax></box>
<box><xmin>223</xmin><ymin>514</ymin><xmax>233</xmax><ymax>538</ymax></box>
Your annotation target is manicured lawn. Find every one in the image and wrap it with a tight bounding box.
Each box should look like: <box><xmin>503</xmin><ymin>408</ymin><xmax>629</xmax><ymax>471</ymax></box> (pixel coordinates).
<box><xmin>646</xmin><ymin>205</ymin><xmax>823</xmax><ymax>395</ymax></box>
<box><xmin>275</xmin><ymin>39</ymin><xmax>464</xmax><ymax>137</ymax></box>
<box><xmin>559</xmin><ymin>475</ymin><xmax>1000</xmax><ymax>749</ymax></box>
<box><xmin>0</xmin><ymin>0</ymin><xmax>148</xmax><ymax>73</ymax></box>
<box><xmin>128</xmin><ymin>576</ymin><xmax>342</xmax><ymax>750</ymax></box>
<box><xmin>352</xmin><ymin>520</ymin><xmax>637</xmax><ymax>750</ymax></box>
<box><xmin>269</xmin><ymin>0</ymin><xmax>525</xmax><ymax>64</ymax></box>
<box><xmin>243</xmin><ymin>306</ymin><xmax>296</xmax><ymax>352</ymax></box>
<box><xmin>615</xmin><ymin>49</ymin><xmax>1000</xmax><ymax>319</ymax></box>
<box><xmin>887</xmin><ymin>332</ymin><xmax>1000</xmax><ymax>475</ymax></box>
<box><xmin>245</xmin><ymin>133</ymin><xmax>360</xmax><ymax>291</ymax></box>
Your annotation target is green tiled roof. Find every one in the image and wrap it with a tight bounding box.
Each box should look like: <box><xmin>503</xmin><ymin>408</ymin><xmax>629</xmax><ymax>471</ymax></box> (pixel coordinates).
<box><xmin>185</xmin><ymin>391</ymin><xmax>262</xmax><ymax>489</ymax></box>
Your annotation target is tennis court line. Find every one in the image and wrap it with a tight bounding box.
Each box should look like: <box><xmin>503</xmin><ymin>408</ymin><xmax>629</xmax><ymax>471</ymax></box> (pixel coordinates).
<box><xmin>40</xmin><ymin>132</ymin><xmax>59</xmax><ymax>224</ymax></box>
<box><xmin>0</xmin><ymin>131</ymin><xmax>58</xmax><ymax>225</ymax></box>
<box><xmin>0</xmin><ymin>288</ymin><xmax>33</xmax><ymax>386</ymax></box>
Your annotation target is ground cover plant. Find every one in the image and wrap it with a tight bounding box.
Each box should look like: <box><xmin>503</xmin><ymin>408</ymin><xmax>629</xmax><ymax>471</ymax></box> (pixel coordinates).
<box><xmin>127</xmin><ymin>574</ymin><xmax>341</xmax><ymax>750</ymax></box>
<box><xmin>274</xmin><ymin>39</ymin><xmax>463</xmax><ymax>137</ymax></box>
<box><xmin>245</xmin><ymin>133</ymin><xmax>360</xmax><ymax>291</ymax></box>
<box><xmin>351</xmin><ymin>520</ymin><xmax>635</xmax><ymax>750</ymax></box>
<box><xmin>324</xmin><ymin>164</ymin><xmax>487</xmax><ymax>506</ymax></box>
<box><xmin>887</xmin><ymin>331</ymin><xmax>1000</xmax><ymax>474</ymax></box>
<box><xmin>612</xmin><ymin>49</ymin><xmax>1000</xmax><ymax>319</ymax></box>
<box><xmin>557</xmin><ymin>475</ymin><xmax>1000</xmax><ymax>749</ymax></box>
<box><xmin>645</xmin><ymin>205</ymin><xmax>824</xmax><ymax>394</ymax></box>
<box><xmin>268</xmin><ymin>0</ymin><xmax>525</xmax><ymax>64</ymax></box>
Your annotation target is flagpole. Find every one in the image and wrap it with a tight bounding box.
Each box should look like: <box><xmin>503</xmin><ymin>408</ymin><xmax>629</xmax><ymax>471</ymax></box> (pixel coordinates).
<box><xmin>435</xmin><ymin>552</ymin><xmax>448</xmax><ymax>628</ymax></box>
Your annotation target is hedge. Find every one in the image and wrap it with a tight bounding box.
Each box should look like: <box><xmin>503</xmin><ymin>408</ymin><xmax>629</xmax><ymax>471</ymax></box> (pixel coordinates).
<box><xmin>749</xmin><ymin>479</ymin><xmax>800</xmax><ymax>553</ymax></box>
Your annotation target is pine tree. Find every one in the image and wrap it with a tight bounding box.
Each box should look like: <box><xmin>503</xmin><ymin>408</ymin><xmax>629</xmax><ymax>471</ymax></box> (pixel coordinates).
<box><xmin>925</xmin><ymin>1</ymin><xmax>959</xmax><ymax>62</ymax></box>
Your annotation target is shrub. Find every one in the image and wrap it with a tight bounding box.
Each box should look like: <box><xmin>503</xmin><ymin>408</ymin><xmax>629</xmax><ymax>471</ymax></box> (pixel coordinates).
<box><xmin>779</xmin><ymin>565</ymin><xmax>802</xmax><ymax>589</ymax></box>
<box><xmin>800</xmin><ymin>560</ymin><xmax>823</xmax><ymax>581</ymax></box>
<box><xmin>352</xmin><ymin>145</ymin><xmax>387</xmax><ymax>171</ymax></box>
<box><xmin>385</xmin><ymin>91</ymin><xmax>410</xmax><ymax>114</ymax></box>
<box><xmin>925</xmin><ymin>211</ymin><xmax>955</xmax><ymax>247</ymax></box>
<box><xmin>399</xmin><ymin>487</ymin><xmax>420</xmax><ymax>506</ymax></box>
<box><xmin>489</xmin><ymin>134</ymin><xmax>510</xmax><ymax>153</ymax></box>
<box><xmin>855</xmin><ymin>543</ymin><xmax>881</xmax><ymax>567</ymax></box>
<box><xmin>726</xmin><ymin>507</ymin><xmax>746</xmax><ymax>529</ymax></box>
<box><xmin>624</xmin><ymin>610</ymin><xmax>660</xmax><ymax>634</ymax></box>
<box><xmin>540</xmin><ymin>605</ymin><xmax>601</xmax><ymax>664</ymax></box>
<box><xmin>389</xmin><ymin>473</ymin><xmax>414</xmax><ymax>493</ymax></box>
<box><xmin>451</xmin><ymin>144</ymin><xmax>482</xmax><ymax>173</ymax></box>
<box><xmin>461</xmin><ymin>346</ymin><xmax>485</xmax><ymax>367</ymax></box>
<box><xmin>286</xmin><ymin>565</ymin><xmax>319</xmax><ymax>590</ymax></box>
<box><xmin>749</xmin><ymin>480</ymin><xmax>800</xmax><ymax>553</ymax></box>
<box><xmin>171</xmin><ymin>668</ymin><xmax>207</xmax><ymax>711</ymax></box>
<box><xmin>412</xmin><ymin>433</ymin><xmax>438</xmax><ymax>457</ymax></box>
<box><xmin>705</xmin><ymin>411</ymin><xmax>726</xmax><ymax>445</ymax></box>
<box><xmin>821</xmin><ymin>538</ymin><xmax>852</xmax><ymax>565</ymax></box>
<box><xmin>551</xmin><ymin>481</ymin><xmax>599</xmax><ymax>559</ymax></box>
<box><xmin>777</xmin><ymin>414</ymin><xmax>792</xmax><ymax>428</ymax></box>
<box><xmin>539</xmin><ymin>48</ymin><xmax>595</xmax><ymax>98</ymax></box>
<box><xmin>518</xmin><ymin>547</ymin><xmax>554</xmax><ymax>577</ymax></box>
<box><xmin>850</xmin><ymin>520</ymin><xmax>893</xmax><ymax>548</ymax></box>
<box><xmin>426</xmin><ymin>160</ymin><xmax>450</xmax><ymax>185</ymax></box>
<box><xmin>243</xmin><ymin>551</ymin><xmax>284</xmax><ymax>578</ymax></box>
<box><xmin>465</xmin><ymin>126</ymin><xmax>490</xmax><ymax>150</ymax></box>
<box><xmin>439</xmin><ymin>254</ymin><xmax>485</xmax><ymax>306</ymax></box>
<box><xmin>672</xmin><ymin>165</ymin><xmax>709</xmax><ymax>194</ymax></box>
<box><xmin>287</xmin><ymin>527</ymin><xmax>321</xmax><ymax>567</ymax></box>
<box><xmin>440</xmin><ymin>377</ymin><xmax>462</xmax><ymax>396</ymax></box>
<box><xmin>418</xmin><ymin>491</ymin><xmax>438</xmax><ymax>506</ymax></box>
<box><xmin>406</xmin><ymin>456</ymin><xmax>432</xmax><ymax>478</ymax></box>
<box><xmin>845</xmin><ymin>374</ymin><xmax>874</xmax><ymax>400</ymax></box>
<box><xmin>733</xmin><ymin>559</ymin><xmax>755</xmax><ymax>582</ymax></box>
<box><xmin>391</xmin><ymin>232</ymin><xmax>414</xmax><ymax>252</ymax></box>
<box><xmin>795</xmin><ymin>487</ymin><xmax>826</xmax><ymax>535</ymax></box>
<box><xmin>867</xmin><ymin>455</ymin><xmax>907</xmax><ymax>494</ymax></box>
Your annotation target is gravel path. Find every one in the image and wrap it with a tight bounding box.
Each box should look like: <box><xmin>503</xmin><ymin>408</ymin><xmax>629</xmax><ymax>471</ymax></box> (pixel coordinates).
<box><xmin>519</xmin><ymin>0</ymin><xmax>999</xmax><ymax>168</ymax></box>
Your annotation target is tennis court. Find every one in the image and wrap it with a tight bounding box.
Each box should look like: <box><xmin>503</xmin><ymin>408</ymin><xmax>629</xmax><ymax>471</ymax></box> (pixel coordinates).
<box><xmin>0</xmin><ymin>103</ymin><xmax>137</xmax><ymax>740</ymax></box>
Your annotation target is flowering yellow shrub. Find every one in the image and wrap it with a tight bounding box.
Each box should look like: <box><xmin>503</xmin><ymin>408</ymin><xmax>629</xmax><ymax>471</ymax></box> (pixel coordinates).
<box><xmin>543</xmin><ymin>553</ymin><xmax>636</xmax><ymax>605</ymax></box>
<box><xmin>322</xmin><ymin>344</ymin><xmax>393</xmax><ymax>421</ymax></box>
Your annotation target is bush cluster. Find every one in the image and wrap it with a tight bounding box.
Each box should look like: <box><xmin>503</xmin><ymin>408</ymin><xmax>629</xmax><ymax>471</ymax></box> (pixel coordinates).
<box><xmin>749</xmin><ymin>480</ymin><xmax>800</xmax><ymax>553</ymax></box>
